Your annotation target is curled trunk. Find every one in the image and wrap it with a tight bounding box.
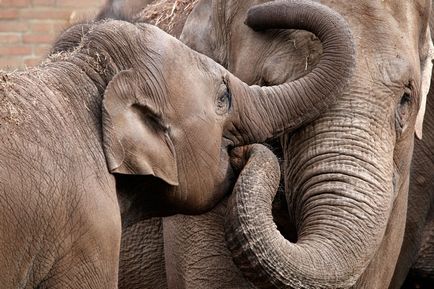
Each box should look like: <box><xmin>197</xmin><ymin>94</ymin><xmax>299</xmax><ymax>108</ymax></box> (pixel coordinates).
<box><xmin>228</xmin><ymin>0</ymin><xmax>355</xmax><ymax>144</ymax></box>
<box><xmin>226</xmin><ymin>100</ymin><xmax>395</xmax><ymax>288</ymax></box>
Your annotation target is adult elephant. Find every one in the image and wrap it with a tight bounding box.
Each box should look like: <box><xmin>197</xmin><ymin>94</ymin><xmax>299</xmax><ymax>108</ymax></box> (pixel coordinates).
<box><xmin>179</xmin><ymin>0</ymin><xmax>434</xmax><ymax>288</ymax></box>
<box><xmin>0</xmin><ymin>12</ymin><xmax>355</xmax><ymax>289</ymax></box>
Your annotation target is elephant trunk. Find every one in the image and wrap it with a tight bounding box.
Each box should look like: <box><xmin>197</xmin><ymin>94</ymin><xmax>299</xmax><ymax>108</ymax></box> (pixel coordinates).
<box><xmin>227</xmin><ymin>0</ymin><xmax>355</xmax><ymax>145</ymax></box>
<box><xmin>225</xmin><ymin>106</ymin><xmax>396</xmax><ymax>288</ymax></box>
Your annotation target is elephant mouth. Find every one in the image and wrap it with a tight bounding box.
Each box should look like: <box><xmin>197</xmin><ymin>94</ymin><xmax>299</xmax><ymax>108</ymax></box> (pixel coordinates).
<box><xmin>228</xmin><ymin>146</ymin><xmax>249</xmax><ymax>173</ymax></box>
<box><xmin>229</xmin><ymin>141</ymin><xmax>294</xmax><ymax>241</ymax></box>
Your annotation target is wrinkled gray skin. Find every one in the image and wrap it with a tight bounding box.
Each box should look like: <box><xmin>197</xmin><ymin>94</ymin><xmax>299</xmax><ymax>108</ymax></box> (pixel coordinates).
<box><xmin>179</xmin><ymin>0</ymin><xmax>434</xmax><ymax>288</ymax></box>
<box><xmin>100</xmin><ymin>1</ymin><xmax>434</xmax><ymax>287</ymax></box>
<box><xmin>391</xmin><ymin>8</ymin><xmax>434</xmax><ymax>286</ymax></box>
<box><xmin>94</xmin><ymin>1</ymin><xmax>176</xmax><ymax>288</ymax></box>
<box><xmin>0</xmin><ymin>14</ymin><xmax>354</xmax><ymax>289</ymax></box>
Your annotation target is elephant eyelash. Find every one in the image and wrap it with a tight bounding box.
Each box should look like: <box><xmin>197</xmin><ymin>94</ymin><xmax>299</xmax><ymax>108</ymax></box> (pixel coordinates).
<box><xmin>223</xmin><ymin>77</ymin><xmax>233</xmax><ymax>107</ymax></box>
<box><xmin>215</xmin><ymin>78</ymin><xmax>232</xmax><ymax>114</ymax></box>
<box><xmin>216</xmin><ymin>89</ymin><xmax>232</xmax><ymax>113</ymax></box>
<box><xmin>398</xmin><ymin>79</ymin><xmax>418</xmax><ymax>108</ymax></box>
<box><xmin>400</xmin><ymin>91</ymin><xmax>412</xmax><ymax>106</ymax></box>
<box><xmin>395</xmin><ymin>83</ymin><xmax>416</xmax><ymax>134</ymax></box>
<box><xmin>225</xmin><ymin>87</ymin><xmax>233</xmax><ymax>111</ymax></box>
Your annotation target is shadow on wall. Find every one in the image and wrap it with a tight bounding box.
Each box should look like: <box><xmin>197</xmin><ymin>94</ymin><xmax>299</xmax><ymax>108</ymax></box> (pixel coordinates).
<box><xmin>0</xmin><ymin>0</ymin><xmax>105</xmax><ymax>71</ymax></box>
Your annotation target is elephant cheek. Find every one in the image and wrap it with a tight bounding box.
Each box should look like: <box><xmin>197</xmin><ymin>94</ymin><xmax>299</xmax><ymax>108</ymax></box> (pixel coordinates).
<box><xmin>217</xmin><ymin>148</ymin><xmax>236</xmax><ymax>193</ymax></box>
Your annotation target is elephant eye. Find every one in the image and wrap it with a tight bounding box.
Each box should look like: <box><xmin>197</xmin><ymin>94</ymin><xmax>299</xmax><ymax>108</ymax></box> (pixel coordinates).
<box><xmin>396</xmin><ymin>85</ymin><xmax>415</xmax><ymax>133</ymax></box>
<box><xmin>216</xmin><ymin>83</ymin><xmax>232</xmax><ymax>115</ymax></box>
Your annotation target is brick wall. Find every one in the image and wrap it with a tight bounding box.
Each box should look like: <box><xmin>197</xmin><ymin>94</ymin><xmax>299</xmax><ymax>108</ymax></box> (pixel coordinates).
<box><xmin>0</xmin><ymin>0</ymin><xmax>105</xmax><ymax>70</ymax></box>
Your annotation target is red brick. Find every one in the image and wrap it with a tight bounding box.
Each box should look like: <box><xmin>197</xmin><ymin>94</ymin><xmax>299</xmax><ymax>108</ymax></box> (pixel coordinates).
<box><xmin>24</xmin><ymin>56</ymin><xmax>42</xmax><ymax>67</ymax></box>
<box><xmin>68</xmin><ymin>9</ymin><xmax>97</xmax><ymax>24</ymax></box>
<box><xmin>0</xmin><ymin>46</ymin><xmax>32</xmax><ymax>56</ymax></box>
<box><xmin>34</xmin><ymin>44</ymin><xmax>50</xmax><ymax>56</ymax></box>
<box><xmin>0</xmin><ymin>0</ymin><xmax>104</xmax><ymax>71</ymax></box>
<box><xmin>20</xmin><ymin>8</ymin><xmax>72</xmax><ymax>20</ymax></box>
<box><xmin>0</xmin><ymin>21</ymin><xmax>29</xmax><ymax>32</ymax></box>
<box><xmin>57</xmin><ymin>0</ymin><xmax>102</xmax><ymax>8</ymax></box>
<box><xmin>30</xmin><ymin>21</ymin><xmax>53</xmax><ymax>33</ymax></box>
<box><xmin>0</xmin><ymin>0</ymin><xmax>30</xmax><ymax>8</ymax></box>
<box><xmin>28</xmin><ymin>20</ymin><xmax>68</xmax><ymax>34</ymax></box>
<box><xmin>51</xmin><ymin>20</ymin><xmax>68</xmax><ymax>32</ymax></box>
<box><xmin>0</xmin><ymin>9</ymin><xmax>19</xmax><ymax>19</ymax></box>
<box><xmin>0</xmin><ymin>57</ymin><xmax>24</xmax><ymax>70</ymax></box>
<box><xmin>0</xmin><ymin>33</ymin><xmax>21</xmax><ymax>44</ymax></box>
<box><xmin>23</xmin><ymin>33</ymin><xmax>54</xmax><ymax>44</ymax></box>
<box><xmin>32</xmin><ymin>0</ymin><xmax>55</xmax><ymax>6</ymax></box>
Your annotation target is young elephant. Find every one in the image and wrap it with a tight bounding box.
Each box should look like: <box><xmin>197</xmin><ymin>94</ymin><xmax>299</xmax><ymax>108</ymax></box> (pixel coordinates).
<box><xmin>0</xmin><ymin>17</ymin><xmax>354</xmax><ymax>289</ymax></box>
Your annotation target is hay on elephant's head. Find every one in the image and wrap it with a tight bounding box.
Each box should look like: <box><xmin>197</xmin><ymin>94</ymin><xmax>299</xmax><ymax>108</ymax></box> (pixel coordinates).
<box><xmin>138</xmin><ymin>0</ymin><xmax>199</xmax><ymax>36</ymax></box>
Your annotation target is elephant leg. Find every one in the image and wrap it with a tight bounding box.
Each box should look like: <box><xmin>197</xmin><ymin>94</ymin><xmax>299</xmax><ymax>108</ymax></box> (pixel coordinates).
<box><xmin>37</xmin><ymin>188</ymin><xmax>122</xmax><ymax>289</ymax></box>
<box><xmin>414</xmin><ymin>206</ymin><xmax>434</xmax><ymax>275</ymax></box>
<box><xmin>403</xmin><ymin>202</ymin><xmax>434</xmax><ymax>288</ymax></box>
<box><xmin>119</xmin><ymin>218</ymin><xmax>168</xmax><ymax>289</ymax></box>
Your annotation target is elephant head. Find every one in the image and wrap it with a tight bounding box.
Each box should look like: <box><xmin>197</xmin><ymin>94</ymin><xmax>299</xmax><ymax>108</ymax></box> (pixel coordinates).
<box><xmin>51</xmin><ymin>11</ymin><xmax>354</xmax><ymax>221</ymax></box>
<box><xmin>181</xmin><ymin>0</ymin><xmax>434</xmax><ymax>288</ymax></box>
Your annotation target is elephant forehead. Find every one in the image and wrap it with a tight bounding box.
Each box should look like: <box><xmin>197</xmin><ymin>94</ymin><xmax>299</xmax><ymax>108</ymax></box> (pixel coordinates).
<box><xmin>322</xmin><ymin>1</ymin><xmax>425</xmax><ymax>45</ymax></box>
<box><xmin>230</xmin><ymin>29</ymin><xmax>320</xmax><ymax>85</ymax></box>
<box><xmin>147</xmin><ymin>28</ymin><xmax>223</xmax><ymax>80</ymax></box>
<box><xmin>383</xmin><ymin>0</ymin><xmax>430</xmax><ymax>27</ymax></box>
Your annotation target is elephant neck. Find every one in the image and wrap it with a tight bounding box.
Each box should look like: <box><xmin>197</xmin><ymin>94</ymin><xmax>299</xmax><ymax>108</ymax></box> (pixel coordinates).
<box><xmin>39</xmin><ymin>51</ymin><xmax>116</xmax><ymax>137</ymax></box>
<box><xmin>46</xmin><ymin>50</ymin><xmax>123</xmax><ymax>119</ymax></box>
<box><xmin>66</xmin><ymin>51</ymin><xmax>118</xmax><ymax>95</ymax></box>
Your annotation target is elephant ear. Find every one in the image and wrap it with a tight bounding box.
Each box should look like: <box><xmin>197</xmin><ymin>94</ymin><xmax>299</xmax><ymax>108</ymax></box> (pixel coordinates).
<box><xmin>102</xmin><ymin>69</ymin><xmax>179</xmax><ymax>186</ymax></box>
<box><xmin>415</xmin><ymin>28</ymin><xmax>434</xmax><ymax>139</ymax></box>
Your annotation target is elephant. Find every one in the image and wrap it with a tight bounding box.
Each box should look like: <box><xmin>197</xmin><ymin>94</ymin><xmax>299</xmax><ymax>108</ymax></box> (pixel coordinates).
<box><xmin>94</xmin><ymin>1</ymin><xmax>199</xmax><ymax>287</ymax></box>
<box><xmin>0</xmin><ymin>9</ymin><xmax>356</xmax><ymax>289</ymax></box>
<box><xmin>177</xmin><ymin>0</ymin><xmax>434</xmax><ymax>288</ymax></box>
